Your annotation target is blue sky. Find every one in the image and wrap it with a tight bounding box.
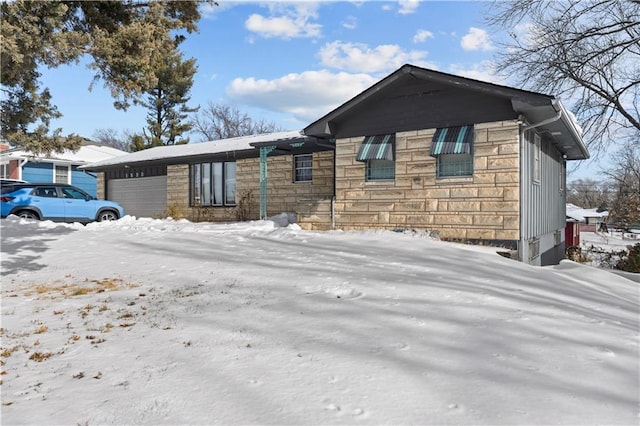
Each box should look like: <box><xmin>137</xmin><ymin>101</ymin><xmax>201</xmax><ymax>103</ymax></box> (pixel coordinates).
<box><xmin>40</xmin><ymin>0</ymin><xmax>606</xmax><ymax>179</ymax></box>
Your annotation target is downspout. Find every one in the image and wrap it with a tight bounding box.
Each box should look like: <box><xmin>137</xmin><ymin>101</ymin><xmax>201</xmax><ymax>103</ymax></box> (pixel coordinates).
<box><xmin>314</xmin><ymin>138</ymin><xmax>336</xmax><ymax>229</ymax></box>
<box><xmin>521</xmin><ymin>101</ymin><xmax>562</xmax><ymax>130</ymax></box>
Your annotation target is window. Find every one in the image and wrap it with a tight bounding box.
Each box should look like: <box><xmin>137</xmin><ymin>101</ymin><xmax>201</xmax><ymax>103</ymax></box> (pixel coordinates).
<box><xmin>294</xmin><ymin>154</ymin><xmax>313</xmax><ymax>182</ymax></box>
<box><xmin>356</xmin><ymin>134</ymin><xmax>395</xmax><ymax>182</ymax></box>
<box><xmin>0</xmin><ymin>163</ymin><xmax>8</xmax><ymax>179</ymax></box>
<box><xmin>34</xmin><ymin>187</ymin><xmax>58</xmax><ymax>198</ymax></box>
<box><xmin>366</xmin><ymin>160</ymin><xmax>395</xmax><ymax>181</ymax></box>
<box><xmin>430</xmin><ymin>125</ymin><xmax>474</xmax><ymax>178</ymax></box>
<box><xmin>54</xmin><ymin>165</ymin><xmax>69</xmax><ymax>184</ymax></box>
<box><xmin>191</xmin><ymin>162</ymin><xmax>236</xmax><ymax>207</ymax></box>
<box><xmin>437</xmin><ymin>154</ymin><xmax>473</xmax><ymax>178</ymax></box>
<box><xmin>533</xmin><ymin>134</ymin><xmax>541</xmax><ymax>183</ymax></box>
<box><xmin>61</xmin><ymin>187</ymin><xmax>89</xmax><ymax>199</ymax></box>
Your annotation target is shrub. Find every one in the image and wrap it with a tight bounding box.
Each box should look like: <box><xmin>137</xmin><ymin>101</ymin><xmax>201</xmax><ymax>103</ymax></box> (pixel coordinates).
<box><xmin>616</xmin><ymin>243</ymin><xmax>640</xmax><ymax>273</ymax></box>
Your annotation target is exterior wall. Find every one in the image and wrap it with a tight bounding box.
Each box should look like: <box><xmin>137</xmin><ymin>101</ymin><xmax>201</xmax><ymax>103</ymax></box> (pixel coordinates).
<box><xmin>71</xmin><ymin>166</ymin><xmax>97</xmax><ymax>196</ymax></box>
<box><xmin>22</xmin><ymin>162</ymin><xmax>53</xmax><ymax>182</ymax></box>
<box><xmin>164</xmin><ymin>151</ymin><xmax>334</xmax><ymax>223</ymax></box>
<box><xmin>96</xmin><ymin>172</ymin><xmax>105</xmax><ymax>199</ymax></box>
<box><xmin>334</xmin><ymin>120</ymin><xmax>520</xmax><ymax>242</ymax></box>
<box><xmin>520</xmin><ymin>129</ymin><xmax>567</xmax><ymax>265</ymax></box>
<box><xmin>21</xmin><ymin>162</ymin><xmax>98</xmax><ymax>195</ymax></box>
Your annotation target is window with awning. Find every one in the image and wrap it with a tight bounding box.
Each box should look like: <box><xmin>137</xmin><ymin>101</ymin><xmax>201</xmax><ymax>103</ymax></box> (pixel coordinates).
<box><xmin>356</xmin><ymin>134</ymin><xmax>396</xmax><ymax>181</ymax></box>
<box><xmin>429</xmin><ymin>125</ymin><xmax>474</xmax><ymax>156</ymax></box>
<box><xmin>356</xmin><ymin>134</ymin><xmax>395</xmax><ymax>162</ymax></box>
<box><xmin>430</xmin><ymin>125</ymin><xmax>474</xmax><ymax>178</ymax></box>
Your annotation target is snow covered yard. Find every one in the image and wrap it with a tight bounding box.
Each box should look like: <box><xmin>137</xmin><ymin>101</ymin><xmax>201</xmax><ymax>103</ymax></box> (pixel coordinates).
<box><xmin>1</xmin><ymin>216</ymin><xmax>638</xmax><ymax>425</ymax></box>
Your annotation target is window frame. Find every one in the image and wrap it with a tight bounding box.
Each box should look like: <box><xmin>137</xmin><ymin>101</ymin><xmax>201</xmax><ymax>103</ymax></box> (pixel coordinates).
<box><xmin>436</xmin><ymin>153</ymin><xmax>474</xmax><ymax>178</ymax></box>
<box><xmin>366</xmin><ymin>159</ymin><xmax>395</xmax><ymax>182</ymax></box>
<box><xmin>293</xmin><ymin>154</ymin><xmax>313</xmax><ymax>183</ymax></box>
<box><xmin>533</xmin><ymin>133</ymin><xmax>541</xmax><ymax>184</ymax></box>
<box><xmin>190</xmin><ymin>161</ymin><xmax>236</xmax><ymax>207</ymax></box>
<box><xmin>54</xmin><ymin>164</ymin><xmax>70</xmax><ymax>184</ymax></box>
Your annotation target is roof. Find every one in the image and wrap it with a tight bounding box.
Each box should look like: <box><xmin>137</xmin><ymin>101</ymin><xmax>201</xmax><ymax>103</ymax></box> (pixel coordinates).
<box><xmin>0</xmin><ymin>140</ymin><xmax>128</xmax><ymax>165</ymax></box>
<box><xmin>81</xmin><ymin>130</ymin><xmax>307</xmax><ymax>170</ymax></box>
<box><xmin>304</xmin><ymin>64</ymin><xmax>589</xmax><ymax>160</ymax></box>
<box><xmin>566</xmin><ymin>204</ymin><xmax>609</xmax><ymax>222</ymax></box>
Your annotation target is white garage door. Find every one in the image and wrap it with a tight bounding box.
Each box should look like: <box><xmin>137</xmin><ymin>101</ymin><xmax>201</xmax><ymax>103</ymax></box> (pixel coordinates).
<box><xmin>107</xmin><ymin>176</ymin><xmax>167</xmax><ymax>218</ymax></box>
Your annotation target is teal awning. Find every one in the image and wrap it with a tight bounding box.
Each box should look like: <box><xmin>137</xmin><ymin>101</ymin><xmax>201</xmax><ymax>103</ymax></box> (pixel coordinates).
<box><xmin>430</xmin><ymin>125</ymin><xmax>474</xmax><ymax>156</ymax></box>
<box><xmin>356</xmin><ymin>134</ymin><xmax>395</xmax><ymax>161</ymax></box>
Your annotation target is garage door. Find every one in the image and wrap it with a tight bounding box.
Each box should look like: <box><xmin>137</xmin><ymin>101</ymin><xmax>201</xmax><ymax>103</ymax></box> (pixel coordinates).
<box><xmin>107</xmin><ymin>176</ymin><xmax>167</xmax><ymax>218</ymax></box>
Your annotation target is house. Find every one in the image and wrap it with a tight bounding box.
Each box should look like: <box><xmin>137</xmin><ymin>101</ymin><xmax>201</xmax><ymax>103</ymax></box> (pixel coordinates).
<box><xmin>81</xmin><ymin>131</ymin><xmax>334</xmax><ymax>221</ymax></box>
<box><xmin>566</xmin><ymin>203</ymin><xmax>609</xmax><ymax>232</ymax></box>
<box><xmin>84</xmin><ymin>64</ymin><xmax>589</xmax><ymax>266</ymax></box>
<box><xmin>0</xmin><ymin>140</ymin><xmax>127</xmax><ymax>197</ymax></box>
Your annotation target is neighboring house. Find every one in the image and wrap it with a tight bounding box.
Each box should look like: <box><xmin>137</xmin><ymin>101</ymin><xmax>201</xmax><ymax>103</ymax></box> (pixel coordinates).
<box><xmin>84</xmin><ymin>64</ymin><xmax>589</xmax><ymax>266</ymax></box>
<box><xmin>566</xmin><ymin>203</ymin><xmax>609</xmax><ymax>233</ymax></box>
<box><xmin>0</xmin><ymin>140</ymin><xmax>127</xmax><ymax>197</ymax></box>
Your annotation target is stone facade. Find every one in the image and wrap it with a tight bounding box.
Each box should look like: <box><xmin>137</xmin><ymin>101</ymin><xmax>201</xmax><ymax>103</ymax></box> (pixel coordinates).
<box><xmin>333</xmin><ymin>120</ymin><xmax>521</xmax><ymax>241</ymax></box>
<box><xmin>162</xmin><ymin>151</ymin><xmax>334</xmax><ymax>224</ymax></box>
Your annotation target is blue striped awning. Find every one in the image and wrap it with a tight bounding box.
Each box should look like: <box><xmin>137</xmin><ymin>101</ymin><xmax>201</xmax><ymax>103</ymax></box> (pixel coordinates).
<box><xmin>430</xmin><ymin>125</ymin><xmax>474</xmax><ymax>156</ymax></box>
<box><xmin>356</xmin><ymin>134</ymin><xmax>395</xmax><ymax>161</ymax></box>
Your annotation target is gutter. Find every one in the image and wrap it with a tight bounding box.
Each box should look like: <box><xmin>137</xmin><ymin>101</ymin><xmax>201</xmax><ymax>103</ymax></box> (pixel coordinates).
<box><xmin>522</xmin><ymin>101</ymin><xmax>562</xmax><ymax>130</ymax></box>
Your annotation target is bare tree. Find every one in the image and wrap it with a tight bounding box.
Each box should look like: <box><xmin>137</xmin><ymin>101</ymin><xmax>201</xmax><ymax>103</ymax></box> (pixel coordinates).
<box><xmin>566</xmin><ymin>178</ymin><xmax>610</xmax><ymax>209</ymax></box>
<box><xmin>604</xmin><ymin>142</ymin><xmax>640</xmax><ymax>228</ymax></box>
<box><xmin>92</xmin><ymin>128</ymin><xmax>132</xmax><ymax>152</ymax></box>
<box><xmin>191</xmin><ymin>102</ymin><xmax>284</xmax><ymax>142</ymax></box>
<box><xmin>486</xmin><ymin>0</ymin><xmax>640</xmax><ymax>155</ymax></box>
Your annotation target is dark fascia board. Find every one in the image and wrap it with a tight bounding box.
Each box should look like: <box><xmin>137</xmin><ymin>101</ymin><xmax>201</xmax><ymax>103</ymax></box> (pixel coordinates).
<box><xmin>303</xmin><ymin>64</ymin><xmax>556</xmax><ymax>137</ymax></box>
<box><xmin>250</xmin><ymin>135</ymin><xmax>334</xmax><ymax>154</ymax></box>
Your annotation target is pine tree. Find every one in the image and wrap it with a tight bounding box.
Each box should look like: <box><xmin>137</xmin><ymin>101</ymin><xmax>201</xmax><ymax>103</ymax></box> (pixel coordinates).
<box><xmin>0</xmin><ymin>0</ymin><xmax>202</xmax><ymax>154</ymax></box>
<box><xmin>131</xmin><ymin>49</ymin><xmax>198</xmax><ymax>151</ymax></box>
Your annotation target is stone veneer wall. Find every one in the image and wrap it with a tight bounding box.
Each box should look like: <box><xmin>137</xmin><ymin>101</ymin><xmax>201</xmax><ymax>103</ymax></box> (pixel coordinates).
<box><xmin>165</xmin><ymin>151</ymin><xmax>334</xmax><ymax>223</ymax></box>
<box><xmin>96</xmin><ymin>172</ymin><xmax>105</xmax><ymax>199</ymax></box>
<box><xmin>235</xmin><ymin>151</ymin><xmax>334</xmax><ymax>223</ymax></box>
<box><xmin>334</xmin><ymin>120</ymin><xmax>521</xmax><ymax>241</ymax></box>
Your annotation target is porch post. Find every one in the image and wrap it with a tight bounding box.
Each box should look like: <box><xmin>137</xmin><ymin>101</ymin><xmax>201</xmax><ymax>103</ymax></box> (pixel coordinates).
<box><xmin>259</xmin><ymin>145</ymin><xmax>276</xmax><ymax>220</ymax></box>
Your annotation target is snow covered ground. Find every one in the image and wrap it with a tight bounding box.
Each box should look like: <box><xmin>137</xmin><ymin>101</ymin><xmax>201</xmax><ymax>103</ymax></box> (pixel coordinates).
<box><xmin>1</xmin><ymin>215</ymin><xmax>638</xmax><ymax>425</ymax></box>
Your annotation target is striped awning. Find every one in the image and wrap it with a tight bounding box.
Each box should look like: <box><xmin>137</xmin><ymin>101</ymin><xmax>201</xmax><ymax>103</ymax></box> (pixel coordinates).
<box><xmin>356</xmin><ymin>134</ymin><xmax>395</xmax><ymax>162</ymax></box>
<box><xmin>430</xmin><ymin>125</ymin><xmax>474</xmax><ymax>156</ymax></box>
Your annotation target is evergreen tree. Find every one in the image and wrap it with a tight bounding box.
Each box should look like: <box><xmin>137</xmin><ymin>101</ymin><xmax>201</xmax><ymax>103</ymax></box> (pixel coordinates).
<box><xmin>130</xmin><ymin>49</ymin><xmax>198</xmax><ymax>151</ymax></box>
<box><xmin>0</xmin><ymin>0</ymin><xmax>202</xmax><ymax>154</ymax></box>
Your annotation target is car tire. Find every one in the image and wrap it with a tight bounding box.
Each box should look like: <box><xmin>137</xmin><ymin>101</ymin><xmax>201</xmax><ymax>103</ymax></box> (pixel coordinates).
<box><xmin>16</xmin><ymin>210</ymin><xmax>39</xmax><ymax>220</ymax></box>
<box><xmin>97</xmin><ymin>210</ymin><xmax>118</xmax><ymax>221</ymax></box>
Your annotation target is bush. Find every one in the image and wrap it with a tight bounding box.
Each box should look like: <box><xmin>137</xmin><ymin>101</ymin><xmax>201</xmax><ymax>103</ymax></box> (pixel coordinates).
<box><xmin>616</xmin><ymin>243</ymin><xmax>640</xmax><ymax>273</ymax></box>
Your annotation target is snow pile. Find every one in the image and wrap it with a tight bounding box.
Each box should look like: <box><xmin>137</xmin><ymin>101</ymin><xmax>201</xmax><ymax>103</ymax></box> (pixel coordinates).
<box><xmin>1</xmin><ymin>216</ymin><xmax>638</xmax><ymax>425</ymax></box>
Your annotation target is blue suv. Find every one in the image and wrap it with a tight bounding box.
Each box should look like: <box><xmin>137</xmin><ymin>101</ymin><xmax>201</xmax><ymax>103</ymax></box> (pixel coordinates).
<box><xmin>1</xmin><ymin>183</ymin><xmax>124</xmax><ymax>223</ymax></box>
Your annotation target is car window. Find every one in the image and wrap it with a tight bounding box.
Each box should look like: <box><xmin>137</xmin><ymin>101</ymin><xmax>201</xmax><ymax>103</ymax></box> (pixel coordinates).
<box><xmin>61</xmin><ymin>187</ymin><xmax>88</xmax><ymax>199</ymax></box>
<box><xmin>34</xmin><ymin>187</ymin><xmax>59</xmax><ymax>198</ymax></box>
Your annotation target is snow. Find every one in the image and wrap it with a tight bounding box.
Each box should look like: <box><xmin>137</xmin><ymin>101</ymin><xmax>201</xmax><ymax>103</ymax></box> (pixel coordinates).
<box><xmin>566</xmin><ymin>204</ymin><xmax>608</xmax><ymax>222</ymax></box>
<box><xmin>0</xmin><ymin>144</ymin><xmax>127</xmax><ymax>165</ymax></box>
<box><xmin>1</xmin><ymin>215</ymin><xmax>638</xmax><ymax>425</ymax></box>
<box><xmin>82</xmin><ymin>130</ymin><xmax>306</xmax><ymax>169</ymax></box>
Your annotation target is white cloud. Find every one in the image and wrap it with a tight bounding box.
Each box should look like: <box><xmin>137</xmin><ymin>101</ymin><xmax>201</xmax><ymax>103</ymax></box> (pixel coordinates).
<box><xmin>461</xmin><ymin>27</ymin><xmax>493</xmax><ymax>51</ymax></box>
<box><xmin>342</xmin><ymin>16</ymin><xmax>358</xmax><ymax>30</ymax></box>
<box><xmin>398</xmin><ymin>0</ymin><xmax>420</xmax><ymax>15</ymax></box>
<box><xmin>512</xmin><ymin>22</ymin><xmax>539</xmax><ymax>48</ymax></box>
<box><xmin>244</xmin><ymin>3</ymin><xmax>322</xmax><ymax>39</ymax></box>
<box><xmin>226</xmin><ymin>70</ymin><xmax>378</xmax><ymax>123</ymax></box>
<box><xmin>413</xmin><ymin>29</ymin><xmax>434</xmax><ymax>44</ymax></box>
<box><xmin>318</xmin><ymin>41</ymin><xmax>434</xmax><ymax>73</ymax></box>
<box><xmin>448</xmin><ymin>61</ymin><xmax>505</xmax><ymax>85</ymax></box>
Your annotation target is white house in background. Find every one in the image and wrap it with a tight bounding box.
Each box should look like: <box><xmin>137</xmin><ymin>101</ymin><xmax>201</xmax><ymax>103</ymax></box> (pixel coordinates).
<box><xmin>0</xmin><ymin>140</ymin><xmax>127</xmax><ymax>197</ymax></box>
<box><xmin>566</xmin><ymin>203</ymin><xmax>609</xmax><ymax>232</ymax></box>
